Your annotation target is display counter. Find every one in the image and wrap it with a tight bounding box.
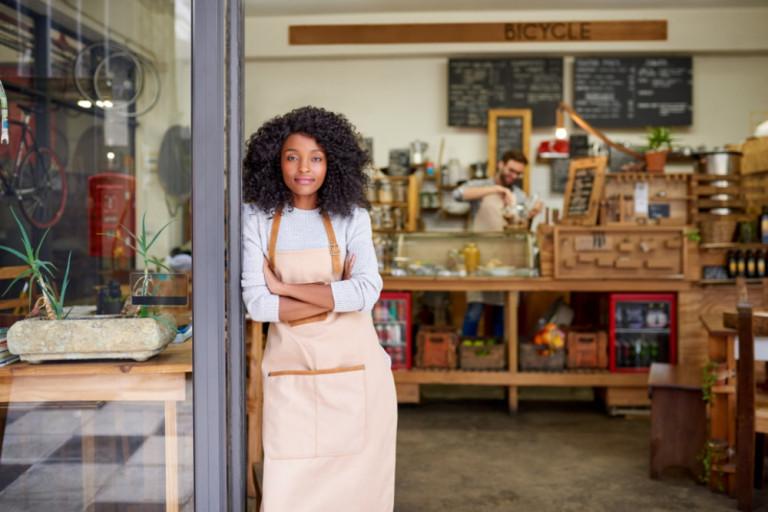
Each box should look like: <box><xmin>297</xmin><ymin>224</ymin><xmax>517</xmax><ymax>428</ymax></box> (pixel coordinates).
<box><xmin>382</xmin><ymin>275</ymin><xmax>694</xmax><ymax>412</ymax></box>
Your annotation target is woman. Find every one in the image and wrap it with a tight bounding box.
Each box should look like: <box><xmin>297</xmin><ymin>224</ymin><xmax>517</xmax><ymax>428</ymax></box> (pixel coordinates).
<box><xmin>242</xmin><ymin>106</ymin><xmax>397</xmax><ymax>511</ymax></box>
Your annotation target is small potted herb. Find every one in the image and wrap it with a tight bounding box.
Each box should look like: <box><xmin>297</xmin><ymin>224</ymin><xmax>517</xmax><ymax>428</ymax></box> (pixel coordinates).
<box><xmin>644</xmin><ymin>126</ymin><xmax>674</xmax><ymax>172</ymax></box>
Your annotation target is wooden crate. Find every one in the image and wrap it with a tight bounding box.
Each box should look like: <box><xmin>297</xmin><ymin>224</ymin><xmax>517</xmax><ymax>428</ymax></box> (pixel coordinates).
<box><xmin>519</xmin><ymin>343</ymin><xmax>565</xmax><ymax>372</ymax></box>
<box><xmin>458</xmin><ymin>336</ymin><xmax>505</xmax><ymax>370</ymax></box>
<box><xmin>415</xmin><ymin>326</ymin><xmax>458</xmax><ymax>369</ymax></box>
<box><xmin>566</xmin><ymin>329</ymin><xmax>608</xmax><ymax>369</ymax></box>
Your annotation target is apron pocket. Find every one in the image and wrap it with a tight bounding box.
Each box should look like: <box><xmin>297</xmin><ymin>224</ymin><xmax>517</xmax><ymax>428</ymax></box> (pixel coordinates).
<box><xmin>265</xmin><ymin>365</ymin><xmax>366</xmax><ymax>459</ymax></box>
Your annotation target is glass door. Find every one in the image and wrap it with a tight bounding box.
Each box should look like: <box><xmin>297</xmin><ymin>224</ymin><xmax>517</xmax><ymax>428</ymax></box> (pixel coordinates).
<box><xmin>0</xmin><ymin>1</ymin><xmax>207</xmax><ymax>510</ymax></box>
<box><xmin>609</xmin><ymin>293</ymin><xmax>676</xmax><ymax>373</ymax></box>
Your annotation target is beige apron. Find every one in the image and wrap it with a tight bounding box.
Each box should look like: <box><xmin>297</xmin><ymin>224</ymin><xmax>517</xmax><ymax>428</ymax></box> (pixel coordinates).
<box><xmin>261</xmin><ymin>209</ymin><xmax>397</xmax><ymax>512</ymax></box>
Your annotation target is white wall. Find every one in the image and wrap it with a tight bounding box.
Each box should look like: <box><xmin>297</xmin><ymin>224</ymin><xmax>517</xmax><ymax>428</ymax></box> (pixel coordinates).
<box><xmin>244</xmin><ymin>7</ymin><xmax>768</xmax><ymax>227</ymax></box>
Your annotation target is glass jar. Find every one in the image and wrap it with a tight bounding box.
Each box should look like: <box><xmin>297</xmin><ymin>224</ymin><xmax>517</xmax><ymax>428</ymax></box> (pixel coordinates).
<box><xmin>381</xmin><ymin>207</ymin><xmax>394</xmax><ymax>229</ymax></box>
<box><xmin>394</xmin><ymin>181</ymin><xmax>408</xmax><ymax>204</ymax></box>
<box><xmin>378</xmin><ymin>180</ymin><xmax>394</xmax><ymax>204</ymax></box>
<box><xmin>370</xmin><ymin>206</ymin><xmax>383</xmax><ymax>230</ymax></box>
<box><xmin>366</xmin><ymin>180</ymin><xmax>378</xmax><ymax>203</ymax></box>
<box><xmin>463</xmin><ymin>243</ymin><xmax>480</xmax><ymax>273</ymax></box>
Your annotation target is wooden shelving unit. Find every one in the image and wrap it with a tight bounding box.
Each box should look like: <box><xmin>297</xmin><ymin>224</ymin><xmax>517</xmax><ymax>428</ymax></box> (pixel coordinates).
<box><xmin>382</xmin><ymin>276</ymin><xmax>691</xmax><ymax>411</ymax></box>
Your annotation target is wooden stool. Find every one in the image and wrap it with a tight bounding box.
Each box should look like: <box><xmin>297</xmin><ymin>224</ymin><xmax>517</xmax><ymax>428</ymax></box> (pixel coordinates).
<box><xmin>648</xmin><ymin>362</ymin><xmax>707</xmax><ymax>480</ymax></box>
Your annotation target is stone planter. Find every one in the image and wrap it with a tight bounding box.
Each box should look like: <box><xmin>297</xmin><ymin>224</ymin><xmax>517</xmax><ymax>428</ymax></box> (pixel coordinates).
<box><xmin>6</xmin><ymin>313</ymin><xmax>177</xmax><ymax>363</ymax></box>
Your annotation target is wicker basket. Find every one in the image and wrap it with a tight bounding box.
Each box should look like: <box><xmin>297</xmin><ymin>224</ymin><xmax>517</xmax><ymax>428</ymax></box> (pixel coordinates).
<box><xmin>700</xmin><ymin>219</ymin><xmax>737</xmax><ymax>244</ymax></box>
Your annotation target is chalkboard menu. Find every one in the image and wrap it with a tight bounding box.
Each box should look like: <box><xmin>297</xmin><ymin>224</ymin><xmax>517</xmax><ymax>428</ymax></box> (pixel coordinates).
<box><xmin>448</xmin><ymin>58</ymin><xmax>563</xmax><ymax>127</ymax></box>
<box><xmin>562</xmin><ymin>156</ymin><xmax>607</xmax><ymax>226</ymax></box>
<box><xmin>573</xmin><ymin>57</ymin><xmax>692</xmax><ymax>127</ymax></box>
<box><xmin>487</xmin><ymin>109</ymin><xmax>532</xmax><ymax>194</ymax></box>
<box><xmin>494</xmin><ymin>116</ymin><xmax>523</xmax><ymax>162</ymax></box>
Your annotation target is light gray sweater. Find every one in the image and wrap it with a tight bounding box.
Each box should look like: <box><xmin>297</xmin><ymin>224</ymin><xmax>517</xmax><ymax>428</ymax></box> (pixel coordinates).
<box><xmin>241</xmin><ymin>204</ymin><xmax>383</xmax><ymax>323</ymax></box>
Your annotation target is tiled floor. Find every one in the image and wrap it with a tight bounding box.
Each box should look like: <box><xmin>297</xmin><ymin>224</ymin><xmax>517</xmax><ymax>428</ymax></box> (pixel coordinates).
<box><xmin>0</xmin><ymin>382</ymin><xmax>194</xmax><ymax>512</ymax></box>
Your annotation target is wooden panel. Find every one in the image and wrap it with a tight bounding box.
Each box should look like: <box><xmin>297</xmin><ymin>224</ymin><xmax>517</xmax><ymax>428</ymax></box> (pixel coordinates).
<box><xmin>554</xmin><ymin>226</ymin><xmax>687</xmax><ymax>280</ymax></box>
<box><xmin>395</xmin><ymin>382</ymin><xmax>420</xmax><ymax>403</ymax></box>
<box><xmin>0</xmin><ymin>373</ymin><xmax>185</xmax><ymax>402</ymax></box>
<box><xmin>289</xmin><ymin>20</ymin><xmax>667</xmax><ymax>45</ymax></box>
<box><xmin>382</xmin><ymin>276</ymin><xmax>693</xmax><ymax>292</ymax></box>
<box><xmin>600</xmin><ymin>386</ymin><xmax>651</xmax><ymax>407</ymax></box>
<box><xmin>0</xmin><ymin>342</ymin><xmax>192</xmax><ymax>377</ymax></box>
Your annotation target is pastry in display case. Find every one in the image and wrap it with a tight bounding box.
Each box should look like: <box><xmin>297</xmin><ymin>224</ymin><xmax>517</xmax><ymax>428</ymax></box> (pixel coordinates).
<box><xmin>391</xmin><ymin>231</ymin><xmax>535</xmax><ymax>277</ymax></box>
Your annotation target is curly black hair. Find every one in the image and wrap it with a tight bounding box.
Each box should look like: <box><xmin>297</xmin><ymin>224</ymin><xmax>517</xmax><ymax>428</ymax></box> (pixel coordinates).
<box><xmin>243</xmin><ymin>106</ymin><xmax>372</xmax><ymax>217</ymax></box>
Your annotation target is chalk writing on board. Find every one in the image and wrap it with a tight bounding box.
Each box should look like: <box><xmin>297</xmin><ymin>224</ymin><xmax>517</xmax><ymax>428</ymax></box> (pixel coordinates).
<box><xmin>573</xmin><ymin>57</ymin><xmax>692</xmax><ymax>127</ymax></box>
<box><xmin>448</xmin><ymin>58</ymin><xmax>563</xmax><ymax>127</ymax></box>
<box><xmin>567</xmin><ymin>167</ymin><xmax>597</xmax><ymax>216</ymax></box>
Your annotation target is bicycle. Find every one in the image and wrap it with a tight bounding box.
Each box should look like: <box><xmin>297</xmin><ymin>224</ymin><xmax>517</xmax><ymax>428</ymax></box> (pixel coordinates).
<box><xmin>0</xmin><ymin>104</ymin><xmax>67</xmax><ymax>228</ymax></box>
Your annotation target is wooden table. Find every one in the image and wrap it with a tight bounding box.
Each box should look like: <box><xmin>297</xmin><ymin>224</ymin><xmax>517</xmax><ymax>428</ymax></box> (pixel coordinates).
<box><xmin>0</xmin><ymin>341</ymin><xmax>192</xmax><ymax>511</ymax></box>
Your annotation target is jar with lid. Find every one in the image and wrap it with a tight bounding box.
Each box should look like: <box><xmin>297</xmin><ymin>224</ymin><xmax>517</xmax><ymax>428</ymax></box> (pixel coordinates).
<box><xmin>366</xmin><ymin>180</ymin><xmax>378</xmax><ymax>203</ymax></box>
<box><xmin>463</xmin><ymin>243</ymin><xmax>480</xmax><ymax>273</ymax></box>
<box><xmin>394</xmin><ymin>181</ymin><xmax>408</xmax><ymax>204</ymax></box>
<box><xmin>378</xmin><ymin>179</ymin><xmax>394</xmax><ymax>204</ymax></box>
<box><xmin>392</xmin><ymin>207</ymin><xmax>404</xmax><ymax>230</ymax></box>
<box><xmin>381</xmin><ymin>207</ymin><xmax>394</xmax><ymax>229</ymax></box>
<box><xmin>370</xmin><ymin>206</ymin><xmax>383</xmax><ymax>230</ymax></box>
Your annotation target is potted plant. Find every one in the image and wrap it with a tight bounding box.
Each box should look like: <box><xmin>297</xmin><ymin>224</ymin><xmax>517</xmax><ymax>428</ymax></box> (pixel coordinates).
<box><xmin>1</xmin><ymin>209</ymin><xmax>178</xmax><ymax>363</ymax></box>
<box><xmin>644</xmin><ymin>126</ymin><xmax>675</xmax><ymax>172</ymax></box>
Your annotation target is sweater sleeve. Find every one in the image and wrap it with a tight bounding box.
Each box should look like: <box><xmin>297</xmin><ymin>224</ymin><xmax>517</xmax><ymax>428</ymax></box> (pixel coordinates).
<box><xmin>241</xmin><ymin>206</ymin><xmax>281</xmax><ymax>323</ymax></box>
<box><xmin>330</xmin><ymin>208</ymin><xmax>383</xmax><ymax>313</ymax></box>
<box><xmin>453</xmin><ymin>178</ymin><xmax>493</xmax><ymax>202</ymax></box>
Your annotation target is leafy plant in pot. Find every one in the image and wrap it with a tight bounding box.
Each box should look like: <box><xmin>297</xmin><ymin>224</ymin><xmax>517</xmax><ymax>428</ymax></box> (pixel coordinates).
<box><xmin>644</xmin><ymin>126</ymin><xmax>675</xmax><ymax>172</ymax></box>
<box><xmin>1</xmin><ymin>209</ymin><xmax>178</xmax><ymax>363</ymax></box>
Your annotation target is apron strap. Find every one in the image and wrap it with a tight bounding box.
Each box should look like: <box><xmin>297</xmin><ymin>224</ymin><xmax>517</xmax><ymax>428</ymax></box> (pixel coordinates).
<box><xmin>267</xmin><ymin>207</ymin><xmax>283</xmax><ymax>271</ymax></box>
<box><xmin>267</xmin><ymin>207</ymin><xmax>342</xmax><ymax>275</ymax></box>
<box><xmin>322</xmin><ymin>212</ymin><xmax>343</xmax><ymax>275</ymax></box>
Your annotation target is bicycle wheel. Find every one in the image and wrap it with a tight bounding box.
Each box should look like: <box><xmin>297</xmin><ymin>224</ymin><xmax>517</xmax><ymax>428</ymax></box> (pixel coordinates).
<box><xmin>17</xmin><ymin>147</ymin><xmax>67</xmax><ymax>228</ymax></box>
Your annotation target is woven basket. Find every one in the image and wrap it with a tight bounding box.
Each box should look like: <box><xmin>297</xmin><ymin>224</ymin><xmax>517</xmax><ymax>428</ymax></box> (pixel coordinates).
<box><xmin>700</xmin><ymin>219</ymin><xmax>737</xmax><ymax>244</ymax></box>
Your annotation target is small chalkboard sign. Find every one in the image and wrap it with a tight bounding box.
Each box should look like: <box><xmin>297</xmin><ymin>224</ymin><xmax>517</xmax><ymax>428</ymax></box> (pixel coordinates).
<box><xmin>561</xmin><ymin>156</ymin><xmax>608</xmax><ymax>226</ymax></box>
<box><xmin>487</xmin><ymin>109</ymin><xmax>532</xmax><ymax>194</ymax></box>
<box><xmin>448</xmin><ymin>58</ymin><xmax>563</xmax><ymax>127</ymax></box>
<box><xmin>573</xmin><ymin>57</ymin><xmax>692</xmax><ymax>127</ymax></box>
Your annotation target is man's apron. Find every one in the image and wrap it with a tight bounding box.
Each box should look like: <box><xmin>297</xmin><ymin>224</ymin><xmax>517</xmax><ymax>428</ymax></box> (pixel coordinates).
<box><xmin>261</xmin><ymin>209</ymin><xmax>397</xmax><ymax>512</ymax></box>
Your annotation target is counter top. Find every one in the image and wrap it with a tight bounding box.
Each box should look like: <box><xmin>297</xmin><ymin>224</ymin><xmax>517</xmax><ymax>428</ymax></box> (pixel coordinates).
<box><xmin>382</xmin><ymin>276</ymin><xmax>693</xmax><ymax>292</ymax></box>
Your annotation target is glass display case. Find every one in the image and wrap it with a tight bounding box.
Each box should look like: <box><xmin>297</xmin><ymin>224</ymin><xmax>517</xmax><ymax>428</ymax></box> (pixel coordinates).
<box><xmin>391</xmin><ymin>231</ymin><xmax>535</xmax><ymax>277</ymax></box>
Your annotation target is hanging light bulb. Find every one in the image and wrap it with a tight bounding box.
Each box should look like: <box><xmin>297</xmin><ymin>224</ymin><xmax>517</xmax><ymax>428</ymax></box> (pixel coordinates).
<box><xmin>555</xmin><ymin>107</ymin><xmax>567</xmax><ymax>140</ymax></box>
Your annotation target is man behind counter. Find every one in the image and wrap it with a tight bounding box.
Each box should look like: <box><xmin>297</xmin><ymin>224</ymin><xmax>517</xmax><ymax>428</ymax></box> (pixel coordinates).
<box><xmin>452</xmin><ymin>149</ymin><xmax>543</xmax><ymax>337</ymax></box>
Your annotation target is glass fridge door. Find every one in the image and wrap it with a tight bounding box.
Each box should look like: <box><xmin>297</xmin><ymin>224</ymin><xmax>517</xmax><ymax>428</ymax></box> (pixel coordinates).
<box><xmin>373</xmin><ymin>291</ymin><xmax>412</xmax><ymax>370</ymax></box>
<box><xmin>609</xmin><ymin>293</ymin><xmax>676</xmax><ymax>372</ymax></box>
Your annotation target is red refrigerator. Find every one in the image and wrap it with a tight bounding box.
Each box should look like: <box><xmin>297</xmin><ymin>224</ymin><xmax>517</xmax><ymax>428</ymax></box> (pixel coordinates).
<box><xmin>608</xmin><ymin>293</ymin><xmax>676</xmax><ymax>373</ymax></box>
<box><xmin>373</xmin><ymin>291</ymin><xmax>412</xmax><ymax>370</ymax></box>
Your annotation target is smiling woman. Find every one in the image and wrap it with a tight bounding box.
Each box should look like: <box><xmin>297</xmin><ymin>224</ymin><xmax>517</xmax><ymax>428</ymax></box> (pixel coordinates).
<box><xmin>280</xmin><ymin>133</ymin><xmax>327</xmax><ymax>210</ymax></box>
<box><xmin>241</xmin><ymin>106</ymin><xmax>397</xmax><ymax>511</ymax></box>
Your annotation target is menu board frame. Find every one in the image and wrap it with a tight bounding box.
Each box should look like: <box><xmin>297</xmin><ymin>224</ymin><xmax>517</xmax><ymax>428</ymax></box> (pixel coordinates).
<box><xmin>561</xmin><ymin>156</ymin><xmax>608</xmax><ymax>226</ymax></box>
<box><xmin>487</xmin><ymin>109</ymin><xmax>532</xmax><ymax>194</ymax></box>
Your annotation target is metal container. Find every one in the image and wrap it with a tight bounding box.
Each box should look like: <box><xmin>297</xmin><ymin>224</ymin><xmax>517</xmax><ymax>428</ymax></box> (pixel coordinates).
<box><xmin>694</xmin><ymin>150</ymin><xmax>742</xmax><ymax>176</ymax></box>
<box><xmin>695</xmin><ymin>150</ymin><xmax>742</xmax><ymax>215</ymax></box>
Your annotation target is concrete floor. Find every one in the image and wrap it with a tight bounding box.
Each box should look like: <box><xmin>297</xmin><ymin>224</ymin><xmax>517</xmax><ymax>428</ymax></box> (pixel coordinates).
<box><xmin>251</xmin><ymin>386</ymin><xmax>768</xmax><ymax>511</ymax></box>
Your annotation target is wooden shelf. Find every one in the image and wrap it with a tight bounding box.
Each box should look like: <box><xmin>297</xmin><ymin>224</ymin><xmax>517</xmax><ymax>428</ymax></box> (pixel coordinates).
<box><xmin>393</xmin><ymin>368</ymin><xmax>648</xmax><ymax>387</ymax></box>
<box><xmin>700</xmin><ymin>243</ymin><xmax>768</xmax><ymax>250</ymax></box>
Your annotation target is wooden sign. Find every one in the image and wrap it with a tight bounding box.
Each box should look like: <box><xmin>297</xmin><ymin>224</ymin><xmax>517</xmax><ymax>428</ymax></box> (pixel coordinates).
<box><xmin>486</xmin><ymin>109</ymin><xmax>531</xmax><ymax>194</ymax></box>
<box><xmin>561</xmin><ymin>156</ymin><xmax>608</xmax><ymax>226</ymax></box>
<box><xmin>290</xmin><ymin>20</ymin><xmax>667</xmax><ymax>45</ymax></box>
